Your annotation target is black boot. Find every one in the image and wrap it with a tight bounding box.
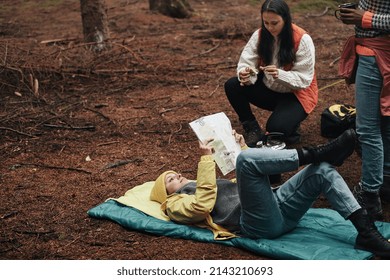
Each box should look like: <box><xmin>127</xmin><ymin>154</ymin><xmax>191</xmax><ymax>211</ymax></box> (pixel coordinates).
<box><xmin>242</xmin><ymin>119</ymin><xmax>264</xmax><ymax>148</ymax></box>
<box><xmin>353</xmin><ymin>183</ymin><xmax>384</xmax><ymax>221</ymax></box>
<box><xmin>380</xmin><ymin>175</ymin><xmax>390</xmax><ymax>203</ymax></box>
<box><xmin>297</xmin><ymin>128</ymin><xmax>356</xmax><ymax>166</ymax></box>
<box><xmin>285</xmin><ymin>125</ymin><xmax>301</xmax><ymax>145</ymax></box>
<box><xmin>269</xmin><ymin>173</ymin><xmax>281</xmax><ymax>185</ymax></box>
<box><xmin>349</xmin><ymin>208</ymin><xmax>390</xmax><ymax>258</ymax></box>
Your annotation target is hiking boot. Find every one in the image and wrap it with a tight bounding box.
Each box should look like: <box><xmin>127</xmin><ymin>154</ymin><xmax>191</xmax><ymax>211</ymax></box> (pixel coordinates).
<box><xmin>380</xmin><ymin>175</ymin><xmax>390</xmax><ymax>203</ymax></box>
<box><xmin>353</xmin><ymin>183</ymin><xmax>384</xmax><ymax>221</ymax></box>
<box><xmin>297</xmin><ymin>128</ymin><xmax>356</xmax><ymax>166</ymax></box>
<box><xmin>242</xmin><ymin>120</ymin><xmax>264</xmax><ymax>148</ymax></box>
<box><xmin>285</xmin><ymin>127</ymin><xmax>301</xmax><ymax>145</ymax></box>
<box><xmin>349</xmin><ymin>208</ymin><xmax>390</xmax><ymax>258</ymax></box>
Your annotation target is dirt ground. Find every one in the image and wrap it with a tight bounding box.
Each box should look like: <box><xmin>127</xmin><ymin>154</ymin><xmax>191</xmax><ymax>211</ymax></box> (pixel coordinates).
<box><xmin>1</xmin><ymin>0</ymin><xmax>389</xmax><ymax>260</ymax></box>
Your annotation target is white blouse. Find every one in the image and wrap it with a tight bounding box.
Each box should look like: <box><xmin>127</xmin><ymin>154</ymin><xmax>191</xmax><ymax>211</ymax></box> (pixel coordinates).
<box><xmin>236</xmin><ymin>29</ymin><xmax>316</xmax><ymax>93</ymax></box>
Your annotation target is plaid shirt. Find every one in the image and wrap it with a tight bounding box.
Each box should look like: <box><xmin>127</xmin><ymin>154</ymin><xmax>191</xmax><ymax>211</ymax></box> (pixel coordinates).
<box><xmin>356</xmin><ymin>0</ymin><xmax>390</xmax><ymax>37</ymax></box>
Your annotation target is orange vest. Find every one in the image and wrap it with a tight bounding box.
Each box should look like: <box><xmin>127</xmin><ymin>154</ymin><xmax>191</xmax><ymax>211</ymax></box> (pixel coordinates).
<box><xmin>258</xmin><ymin>24</ymin><xmax>318</xmax><ymax>114</ymax></box>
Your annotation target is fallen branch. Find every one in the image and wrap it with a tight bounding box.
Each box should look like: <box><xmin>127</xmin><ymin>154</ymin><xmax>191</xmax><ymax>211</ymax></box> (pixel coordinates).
<box><xmin>329</xmin><ymin>56</ymin><xmax>341</xmax><ymax>67</ymax></box>
<box><xmin>13</xmin><ymin>229</ymin><xmax>55</xmax><ymax>235</ymax></box>
<box><xmin>159</xmin><ymin>107</ymin><xmax>178</xmax><ymax>114</ymax></box>
<box><xmin>103</xmin><ymin>158</ymin><xmax>142</xmax><ymax>170</ymax></box>
<box><xmin>15</xmin><ymin>163</ymin><xmax>92</xmax><ymax>174</ymax></box>
<box><xmin>155</xmin><ymin>164</ymin><xmax>167</xmax><ymax>172</ymax></box>
<box><xmin>159</xmin><ymin>104</ymin><xmax>186</xmax><ymax>115</ymax></box>
<box><xmin>200</xmin><ymin>41</ymin><xmax>221</xmax><ymax>55</ymax></box>
<box><xmin>138</xmin><ymin>130</ymin><xmax>171</xmax><ymax>134</ymax></box>
<box><xmin>50</xmin><ymin>40</ymin><xmax>105</xmax><ymax>55</ymax></box>
<box><xmin>0</xmin><ymin>127</ymin><xmax>35</xmax><ymax>137</ymax></box>
<box><xmin>111</xmin><ymin>40</ymin><xmax>144</xmax><ymax>63</ymax></box>
<box><xmin>318</xmin><ymin>79</ymin><xmax>345</xmax><ymax>91</ymax></box>
<box><xmin>40</xmin><ymin>37</ymin><xmax>78</xmax><ymax>44</ymax></box>
<box><xmin>1</xmin><ymin>211</ymin><xmax>18</xmax><ymax>220</ymax></box>
<box><xmin>97</xmin><ymin>140</ymin><xmax>120</xmax><ymax>147</ymax></box>
<box><xmin>42</xmin><ymin>124</ymin><xmax>96</xmax><ymax>131</ymax></box>
<box><xmin>83</xmin><ymin>106</ymin><xmax>113</xmax><ymax>123</ymax></box>
<box><xmin>57</xmin><ymin>235</ymin><xmax>81</xmax><ymax>252</ymax></box>
<box><xmin>128</xmin><ymin>171</ymin><xmax>148</xmax><ymax>181</ymax></box>
<box><xmin>209</xmin><ymin>75</ymin><xmax>224</xmax><ymax>97</ymax></box>
<box><xmin>306</xmin><ymin>6</ymin><xmax>330</xmax><ymax>18</ymax></box>
<box><xmin>168</xmin><ymin>123</ymin><xmax>183</xmax><ymax>144</ymax></box>
<box><xmin>184</xmin><ymin>79</ymin><xmax>191</xmax><ymax>91</ymax></box>
<box><xmin>317</xmin><ymin>76</ymin><xmax>342</xmax><ymax>80</ymax></box>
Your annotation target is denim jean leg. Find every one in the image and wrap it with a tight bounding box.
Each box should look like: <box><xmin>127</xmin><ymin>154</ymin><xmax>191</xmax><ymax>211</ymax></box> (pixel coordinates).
<box><xmin>275</xmin><ymin>162</ymin><xmax>361</xmax><ymax>232</ymax></box>
<box><xmin>355</xmin><ymin>55</ymin><xmax>384</xmax><ymax>192</ymax></box>
<box><xmin>382</xmin><ymin>116</ymin><xmax>390</xmax><ymax>176</ymax></box>
<box><xmin>236</xmin><ymin>148</ymin><xmax>299</xmax><ymax>239</ymax></box>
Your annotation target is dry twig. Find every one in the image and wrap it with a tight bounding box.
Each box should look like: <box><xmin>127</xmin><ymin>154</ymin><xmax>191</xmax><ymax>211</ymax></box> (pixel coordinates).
<box><xmin>103</xmin><ymin>158</ymin><xmax>142</xmax><ymax>170</ymax></box>
<box><xmin>16</xmin><ymin>163</ymin><xmax>92</xmax><ymax>174</ymax></box>
<box><xmin>97</xmin><ymin>140</ymin><xmax>120</xmax><ymax>147</ymax></box>
<box><xmin>1</xmin><ymin>211</ymin><xmax>18</xmax><ymax>220</ymax></box>
<box><xmin>43</xmin><ymin>124</ymin><xmax>96</xmax><ymax>131</ymax></box>
<box><xmin>306</xmin><ymin>6</ymin><xmax>330</xmax><ymax>18</ymax></box>
<box><xmin>329</xmin><ymin>56</ymin><xmax>341</xmax><ymax>67</ymax></box>
<box><xmin>0</xmin><ymin>127</ymin><xmax>35</xmax><ymax>137</ymax></box>
<box><xmin>199</xmin><ymin>41</ymin><xmax>221</xmax><ymax>55</ymax></box>
<box><xmin>13</xmin><ymin>229</ymin><xmax>55</xmax><ymax>235</ymax></box>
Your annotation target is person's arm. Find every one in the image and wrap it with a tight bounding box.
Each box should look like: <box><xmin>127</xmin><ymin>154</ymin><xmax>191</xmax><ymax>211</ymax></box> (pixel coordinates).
<box><xmin>339</xmin><ymin>7</ymin><xmax>390</xmax><ymax>30</ymax></box>
<box><xmin>273</xmin><ymin>34</ymin><xmax>316</xmax><ymax>90</ymax></box>
<box><xmin>364</xmin><ymin>11</ymin><xmax>390</xmax><ymax>30</ymax></box>
<box><xmin>164</xmin><ymin>143</ymin><xmax>217</xmax><ymax>224</ymax></box>
<box><xmin>236</xmin><ymin>30</ymin><xmax>260</xmax><ymax>85</ymax></box>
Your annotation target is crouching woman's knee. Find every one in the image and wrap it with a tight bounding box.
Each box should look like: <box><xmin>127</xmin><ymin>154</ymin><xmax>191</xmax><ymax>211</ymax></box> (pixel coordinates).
<box><xmin>224</xmin><ymin>76</ymin><xmax>241</xmax><ymax>96</ymax></box>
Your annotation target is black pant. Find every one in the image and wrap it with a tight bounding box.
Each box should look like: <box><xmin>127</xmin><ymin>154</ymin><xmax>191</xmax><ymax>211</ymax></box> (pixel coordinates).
<box><xmin>224</xmin><ymin>76</ymin><xmax>308</xmax><ymax>143</ymax></box>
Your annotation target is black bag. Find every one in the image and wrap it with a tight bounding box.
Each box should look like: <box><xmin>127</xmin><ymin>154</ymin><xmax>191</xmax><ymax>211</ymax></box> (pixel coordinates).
<box><xmin>320</xmin><ymin>104</ymin><xmax>356</xmax><ymax>138</ymax></box>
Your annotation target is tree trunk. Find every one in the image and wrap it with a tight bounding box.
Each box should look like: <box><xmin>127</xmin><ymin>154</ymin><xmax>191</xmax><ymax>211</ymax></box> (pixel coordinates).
<box><xmin>80</xmin><ymin>0</ymin><xmax>110</xmax><ymax>52</ymax></box>
<box><xmin>149</xmin><ymin>0</ymin><xmax>193</xmax><ymax>19</ymax></box>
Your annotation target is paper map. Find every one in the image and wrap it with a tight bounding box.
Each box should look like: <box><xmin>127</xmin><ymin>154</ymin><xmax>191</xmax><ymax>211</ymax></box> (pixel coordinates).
<box><xmin>189</xmin><ymin>112</ymin><xmax>242</xmax><ymax>175</ymax></box>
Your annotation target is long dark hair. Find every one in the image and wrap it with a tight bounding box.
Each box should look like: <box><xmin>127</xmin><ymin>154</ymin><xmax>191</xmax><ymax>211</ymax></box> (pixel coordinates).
<box><xmin>258</xmin><ymin>0</ymin><xmax>295</xmax><ymax>66</ymax></box>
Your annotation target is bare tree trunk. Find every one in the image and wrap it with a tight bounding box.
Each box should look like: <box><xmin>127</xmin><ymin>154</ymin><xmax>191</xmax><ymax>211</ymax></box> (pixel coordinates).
<box><xmin>80</xmin><ymin>0</ymin><xmax>110</xmax><ymax>52</ymax></box>
<box><xmin>149</xmin><ymin>0</ymin><xmax>193</xmax><ymax>18</ymax></box>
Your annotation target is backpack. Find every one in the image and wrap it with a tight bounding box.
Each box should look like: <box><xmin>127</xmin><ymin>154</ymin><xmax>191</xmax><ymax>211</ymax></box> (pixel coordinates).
<box><xmin>320</xmin><ymin>104</ymin><xmax>356</xmax><ymax>138</ymax></box>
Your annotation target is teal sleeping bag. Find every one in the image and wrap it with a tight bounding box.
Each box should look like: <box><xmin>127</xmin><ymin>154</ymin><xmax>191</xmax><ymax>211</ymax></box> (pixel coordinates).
<box><xmin>88</xmin><ymin>200</ymin><xmax>390</xmax><ymax>260</ymax></box>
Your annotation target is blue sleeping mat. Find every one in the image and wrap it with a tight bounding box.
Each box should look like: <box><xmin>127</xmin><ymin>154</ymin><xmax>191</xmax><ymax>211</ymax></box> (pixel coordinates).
<box><xmin>88</xmin><ymin>199</ymin><xmax>390</xmax><ymax>260</ymax></box>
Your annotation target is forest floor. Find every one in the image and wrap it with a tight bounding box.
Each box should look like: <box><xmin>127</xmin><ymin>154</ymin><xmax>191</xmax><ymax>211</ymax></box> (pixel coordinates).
<box><xmin>1</xmin><ymin>0</ymin><xmax>389</xmax><ymax>260</ymax></box>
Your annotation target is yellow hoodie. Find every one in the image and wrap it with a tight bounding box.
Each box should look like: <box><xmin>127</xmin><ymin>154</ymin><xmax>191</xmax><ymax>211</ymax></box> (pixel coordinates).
<box><xmin>150</xmin><ymin>155</ymin><xmax>237</xmax><ymax>240</ymax></box>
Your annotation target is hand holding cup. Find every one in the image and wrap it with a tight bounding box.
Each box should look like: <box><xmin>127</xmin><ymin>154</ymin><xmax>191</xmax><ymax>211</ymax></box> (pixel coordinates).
<box><xmin>335</xmin><ymin>3</ymin><xmax>364</xmax><ymax>25</ymax></box>
<box><xmin>335</xmin><ymin>2</ymin><xmax>357</xmax><ymax>20</ymax></box>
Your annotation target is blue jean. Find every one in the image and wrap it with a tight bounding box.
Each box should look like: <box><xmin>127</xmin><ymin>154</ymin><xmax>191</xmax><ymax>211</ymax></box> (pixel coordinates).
<box><xmin>235</xmin><ymin>148</ymin><xmax>361</xmax><ymax>239</ymax></box>
<box><xmin>355</xmin><ymin>55</ymin><xmax>390</xmax><ymax>193</ymax></box>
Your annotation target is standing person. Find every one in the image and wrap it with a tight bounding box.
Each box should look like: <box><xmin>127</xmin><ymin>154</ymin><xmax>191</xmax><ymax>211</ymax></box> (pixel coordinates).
<box><xmin>150</xmin><ymin>129</ymin><xmax>390</xmax><ymax>258</ymax></box>
<box><xmin>338</xmin><ymin>0</ymin><xmax>390</xmax><ymax>220</ymax></box>
<box><xmin>224</xmin><ymin>0</ymin><xmax>318</xmax><ymax>147</ymax></box>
